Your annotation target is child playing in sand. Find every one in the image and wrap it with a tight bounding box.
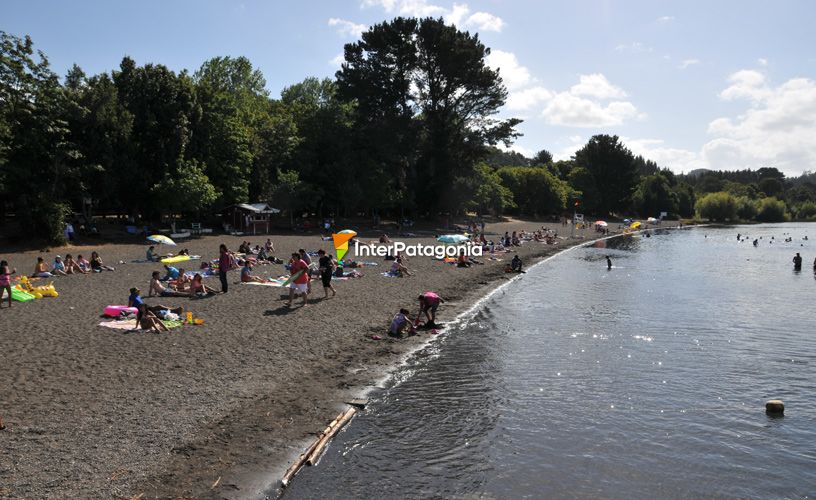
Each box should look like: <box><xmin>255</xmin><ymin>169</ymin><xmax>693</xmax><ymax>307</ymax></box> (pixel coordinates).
<box><xmin>389</xmin><ymin>308</ymin><xmax>415</xmax><ymax>337</ymax></box>
<box><xmin>0</xmin><ymin>260</ymin><xmax>16</xmax><ymax>308</ymax></box>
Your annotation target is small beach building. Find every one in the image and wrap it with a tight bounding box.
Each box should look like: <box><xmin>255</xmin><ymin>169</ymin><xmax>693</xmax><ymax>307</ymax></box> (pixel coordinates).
<box><xmin>223</xmin><ymin>203</ymin><xmax>280</xmax><ymax>234</ymax></box>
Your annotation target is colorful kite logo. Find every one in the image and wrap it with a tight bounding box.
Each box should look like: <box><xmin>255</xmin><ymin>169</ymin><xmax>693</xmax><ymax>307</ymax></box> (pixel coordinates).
<box><xmin>332</xmin><ymin>233</ymin><xmax>355</xmax><ymax>261</ymax></box>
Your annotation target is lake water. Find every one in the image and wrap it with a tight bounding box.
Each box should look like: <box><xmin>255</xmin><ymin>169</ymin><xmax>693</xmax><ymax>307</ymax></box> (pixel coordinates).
<box><xmin>282</xmin><ymin>224</ymin><xmax>816</xmax><ymax>499</ymax></box>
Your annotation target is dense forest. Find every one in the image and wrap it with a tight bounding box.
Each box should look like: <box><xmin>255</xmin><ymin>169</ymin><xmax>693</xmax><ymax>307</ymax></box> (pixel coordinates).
<box><xmin>2</xmin><ymin>19</ymin><xmax>815</xmax><ymax>243</ymax></box>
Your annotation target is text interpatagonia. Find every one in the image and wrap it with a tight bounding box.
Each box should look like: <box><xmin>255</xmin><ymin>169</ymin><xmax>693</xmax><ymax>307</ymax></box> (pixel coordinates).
<box><xmin>352</xmin><ymin>241</ymin><xmax>483</xmax><ymax>259</ymax></box>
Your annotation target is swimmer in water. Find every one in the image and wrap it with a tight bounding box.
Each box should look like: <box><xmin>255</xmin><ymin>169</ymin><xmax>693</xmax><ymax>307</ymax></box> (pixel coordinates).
<box><xmin>793</xmin><ymin>252</ymin><xmax>803</xmax><ymax>270</ymax></box>
<box><xmin>606</xmin><ymin>256</ymin><xmax>612</xmax><ymax>270</ymax></box>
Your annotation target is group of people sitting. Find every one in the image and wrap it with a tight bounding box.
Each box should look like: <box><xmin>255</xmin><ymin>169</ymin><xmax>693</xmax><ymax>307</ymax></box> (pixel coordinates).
<box><xmin>148</xmin><ymin>266</ymin><xmax>218</xmax><ymax>297</ymax></box>
<box><xmin>238</xmin><ymin>239</ymin><xmax>277</xmax><ymax>263</ymax></box>
<box><xmin>33</xmin><ymin>251</ymin><xmax>114</xmax><ymax>278</ymax></box>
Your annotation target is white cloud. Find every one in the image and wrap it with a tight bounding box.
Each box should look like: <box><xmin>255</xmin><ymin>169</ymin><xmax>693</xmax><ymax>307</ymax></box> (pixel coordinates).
<box><xmin>361</xmin><ymin>0</ymin><xmax>397</xmax><ymax>11</ymax></box>
<box><xmin>329</xmin><ymin>53</ymin><xmax>345</xmax><ymax>68</ymax></box>
<box><xmin>362</xmin><ymin>0</ymin><xmax>505</xmax><ymax>32</ymax></box>
<box><xmin>657</xmin><ymin>15</ymin><xmax>674</xmax><ymax>23</ymax></box>
<box><xmin>569</xmin><ymin>73</ymin><xmax>626</xmax><ymax>99</ymax></box>
<box><xmin>542</xmin><ymin>93</ymin><xmax>640</xmax><ymax>127</ymax></box>
<box><xmin>615</xmin><ymin>42</ymin><xmax>653</xmax><ymax>53</ymax></box>
<box><xmin>506</xmin><ymin>86</ymin><xmax>552</xmax><ymax>111</ymax></box>
<box><xmin>703</xmin><ymin>73</ymin><xmax>816</xmax><ymax>175</ymax></box>
<box><xmin>679</xmin><ymin>58</ymin><xmax>700</xmax><ymax>69</ymax></box>
<box><xmin>328</xmin><ymin>18</ymin><xmax>367</xmax><ymax>38</ymax></box>
<box><xmin>465</xmin><ymin>11</ymin><xmax>504</xmax><ymax>32</ymax></box>
<box><xmin>624</xmin><ymin>138</ymin><xmax>702</xmax><ymax>172</ymax></box>
<box><xmin>719</xmin><ymin>69</ymin><xmax>769</xmax><ymax>101</ymax></box>
<box><xmin>757</xmin><ymin>58</ymin><xmax>768</xmax><ymax>66</ymax></box>
<box><xmin>486</xmin><ymin>49</ymin><xmax>532</xmax><ymax>90</ymax></box>
<box><xmin>498</xmin><ymin>142</ymin><xmax>534</xmax><ymax>158</ymax></box>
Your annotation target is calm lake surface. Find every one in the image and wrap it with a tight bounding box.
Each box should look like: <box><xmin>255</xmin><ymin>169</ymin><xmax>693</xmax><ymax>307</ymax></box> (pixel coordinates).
<box><xmin>282</xmin><ymin>224</ymin><xmax>816</xmax><ymax>499</ymax></box>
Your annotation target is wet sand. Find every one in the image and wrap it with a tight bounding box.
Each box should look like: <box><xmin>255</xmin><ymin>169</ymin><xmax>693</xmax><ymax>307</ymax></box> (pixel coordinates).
<box><xmin>0</xmin><ymin>219</ymin><xmax>612</xmax><ymax>498</ymax></box>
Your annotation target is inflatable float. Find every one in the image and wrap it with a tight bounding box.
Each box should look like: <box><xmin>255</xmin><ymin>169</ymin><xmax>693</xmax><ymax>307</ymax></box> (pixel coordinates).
<box><xmin>104</xmin><ymin>305</ymin><xmax>138</xmax><ymax>317</ymax></box>
<box><xmin>2</xmin><ymin>288</ymin><xmax>36</xmax><ymax>302</ymax></box>
<box><xmin>160</xmin><ymin>255</ymin><xmax>201</xmax><ymax>264</ymax></box>
<box><xmin>17</xmin><ymin>277</ymin><xmax>58</xmax><ymax>299</ymax></box>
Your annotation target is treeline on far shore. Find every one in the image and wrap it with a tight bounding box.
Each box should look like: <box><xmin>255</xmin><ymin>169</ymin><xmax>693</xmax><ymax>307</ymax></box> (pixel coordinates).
<box><xmin>2</xmin><ymin>20</ymin><xmax>815</xmax><ymax>245</ymax></box>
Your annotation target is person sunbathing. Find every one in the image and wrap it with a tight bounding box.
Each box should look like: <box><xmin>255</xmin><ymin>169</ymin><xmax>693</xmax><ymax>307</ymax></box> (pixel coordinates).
<box><xmin>76</xmin><ymin>254</ymin><xmax>91</xmax><ymax>272</ymax></box>
<box><xmin>51</xmin><ymin>256</ymin><xmax>69</xmax><ymax>276</ymax></box>
<box><xmin>90</xmin><ymin>251</ymin><xmax>114</xmax><ymax>271</ymax></box>
<box><xmin>241</xmin><ymin>261</ymin><xmax>264</xmax><ymax>283</ymax></box>
<box><xmin>149</xmin><ymin>271</ymin><xmax>189</xmax><ymax>297</ymax></box>
<box><xmin>33</xmin><ymin>257</ymin><xmax>54</xmax><ymax>277</ymax></box>
<box><xmin>457</xmin><ymin>251</ymin><xmax>472</xmax><ymax>268</ymax></box>
<box><xmin>190</xmin><ymin>273</ymin><xmax>217</xmax><ymax>295</ymax></box>
<box><xmin>174</xmin><ymin>269</ymin><xmax>191</xmax><ymax>292</ymax></box>
<box><xmin>64</xmin><ymin>254</ymin><xmax>88</xmax><ymax>274</ymax></box>
<box><xmin>390</xmin><ymin>257</ymin><xmax>413</xmax><ymax>276</ymax></box>
<box><xmin>128</xmin><ymin>287</ymin><xmax>170</xmax><ymax>333</ymax></box>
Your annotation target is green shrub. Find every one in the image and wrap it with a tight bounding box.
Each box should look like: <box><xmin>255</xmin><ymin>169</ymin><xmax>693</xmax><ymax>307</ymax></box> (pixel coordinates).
<box><xmin>755</xmin><ymin>197</ymin><xmax>788</xmax><ymax>222</ymax></box>
<box><xmin>695</xmin><ymin>191</ymin><xmax>738</xmax><ymax>222</ymax></box>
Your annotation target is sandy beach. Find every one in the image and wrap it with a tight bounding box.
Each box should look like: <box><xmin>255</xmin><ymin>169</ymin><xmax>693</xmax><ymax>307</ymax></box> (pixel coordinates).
<box><xmin>0</xmin><ymin>219</ymin><xmax>613</xmax><ymax>498</ymax></box>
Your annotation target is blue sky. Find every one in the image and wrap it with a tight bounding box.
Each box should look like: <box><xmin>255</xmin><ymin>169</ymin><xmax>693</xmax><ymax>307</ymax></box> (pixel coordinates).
<box><xmin>4</xmin><ymin>0</ymin><xmax>816</xmax><ymax>175</ymax></box>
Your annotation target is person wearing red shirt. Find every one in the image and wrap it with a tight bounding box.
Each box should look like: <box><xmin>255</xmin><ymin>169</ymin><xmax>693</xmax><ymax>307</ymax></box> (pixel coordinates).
<box><xmin>287</xmin><ymin>252</ymin><xmax>310</xmax><ymax>307</ymax></box>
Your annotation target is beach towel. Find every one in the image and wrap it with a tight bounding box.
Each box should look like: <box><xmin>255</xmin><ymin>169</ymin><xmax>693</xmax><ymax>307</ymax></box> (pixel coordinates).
<box><xmin>380</xmin><ymin>271</ymin><xmax>401</xmax><ymax>278</ymax></box>
<box><xmin>99</xmin><ymin>319</ymin><xmax>183</xmax><ymax>331</ymax></box>
<box><xmin>241</xmin><ymin>281</ymin><xmax>286</xmax><ymax>287</ymax></box>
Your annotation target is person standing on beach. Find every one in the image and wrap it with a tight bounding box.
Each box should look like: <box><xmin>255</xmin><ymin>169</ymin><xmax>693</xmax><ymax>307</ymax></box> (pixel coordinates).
<box><xmin>606</xmin><ymin>256</ymin><xmax>612</xmax><ymax>270</ymax></box>
<box><xmin>417</xmin><ymin>291</ymin><xmax>444</xmax><ymax>328</ymax></box>
<box><xmin>1</xmin><ymin>260</ymin><xmax>16</xmax><ymax>308</ymax></box>
<box><xmin>317</xmin><ymin>249</ymin><xmax>337</xmax><ymax>298</ymax></box>
<box><xmin>793</xmin><ymin>252</ymin><xmax>803</xmax><ymax>270</ymax></box>
<box><xmin>287</xmin><ymin>252</ymin><xmax>310</xmax><ymax>307</ymax></box>
<box><xmin>218</xmin><ymin>244</ymin><xmax>233</xmax><ymax>293</ymax></box>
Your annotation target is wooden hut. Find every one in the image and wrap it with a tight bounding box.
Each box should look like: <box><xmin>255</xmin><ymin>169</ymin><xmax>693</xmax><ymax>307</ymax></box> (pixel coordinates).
<box><xmin>223</xmin><ymin>203</ymin><xmax>280</xmax><ymax>234</ymax></box>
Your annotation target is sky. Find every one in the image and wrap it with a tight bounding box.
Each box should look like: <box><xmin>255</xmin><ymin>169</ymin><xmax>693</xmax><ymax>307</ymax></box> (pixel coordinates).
<box><xmin>3</xmin><ymin>0</ymin><xmax>816</xmax><ymax>176</ymax></box>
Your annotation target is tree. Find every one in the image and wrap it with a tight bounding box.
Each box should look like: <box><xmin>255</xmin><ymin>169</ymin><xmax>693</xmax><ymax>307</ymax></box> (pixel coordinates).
<box><xmin>632</xmin><ymin>173</ymin><xmax>678</xmax><ymax>217</ymax></box>
<box><xmin>113</xmin><ymin>57</ymin><xmax>197</xmax><ymax>215</ymax></box>
<box><xmin>675</xmin><ymin>182</ymin><xmax>696</xmax><ymax>218</ymax></box>
<box><xmin>796</xmin><ymin>201</ymin><xmax>816</xmax><ymax>220</ymax></box>
<box><xmin>735</xmin><ymin>197</ymin><xmax>758</xmax><ymax>220</ymax></box>
<box><xmin>498</xmin><ymin>166</ymin><xmax>569</xmax><ymax>215</ymax></box>
<box><xmin>337</xmin><ymin>17</ymin><xmax>521</xmax><ymax>215</ymax></box>
<box><xmin>567</xmin><ymin>166</ymin><xmax>600</xmax><ymax>213</ymax></box>
<box><xmin>532</xmin><ymin>149</ymin><xmax>553</xmax><ymax>165</ymax></box>
<box><xmin>268</xmin><ymin>169</ymin><xmax>313</xmax><ymax>228</ymax></box>
<box><xmin>758</xmin><ymin>177</ymin><xmax>784</xmax><ymax>197</ymax></box>
<box><xmin>572</xmin><ymin>135</ymin><xmax>638</xmax><ymax>215</ymax></box>
<box><xmin>0</xmin><ymin>31</ymin><xmax>80</xmax><ymax>242</ymax></box>
<box><xmin>151</xmin><ymin>159</ymin><xmax>218</xmax><ymax>216</ymax></box>
<box><xmin>755</xmin><ymin>197</ymin><xmax>788</xmax><ymax>222</ymax></box>
<box><xmin>695</xmin><ymin>192</ymin><xmax>738</xmax><ymax>222</ymax></box>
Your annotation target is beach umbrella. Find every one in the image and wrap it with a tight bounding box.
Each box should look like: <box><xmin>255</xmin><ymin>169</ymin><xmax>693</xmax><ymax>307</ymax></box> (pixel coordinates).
<box><xmin>595</xmin><ymin>220</ymin><xmax>608</xmax><ymax>227</ymax></box>
<box><xmin>437</xmin><ymin>234</ymin><xmax>469</xmax><ymax>244</ymax></box>
<box><xmin>338</xmin><ymin>229</ymin><xmax>357</xmax><ymax>236</ymax></box>
<box><xmin>147</xmin><ymin>234</ymin><xmax>177</xmax><ymax>246</ymax></box>
<box><xmin>623</xmin><ymin>218</ymin><xmax>632</xmax><ymax>223</ymax></box>
<box><xmin>647</xmin><ymin>217</ymin><xmax>658</xmax><ymax>223</ymax></box>
<box><xmin>630</xmin><ymin>221</ymin><xmax>642</xmax><ymax>229</ymax></box>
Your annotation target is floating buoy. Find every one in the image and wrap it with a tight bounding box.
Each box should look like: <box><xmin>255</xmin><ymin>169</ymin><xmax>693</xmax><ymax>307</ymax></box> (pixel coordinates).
<box><xmin>765</xmin><ymin>399</ymin><xmax>784</xmax><ymax>416</ymax></box>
